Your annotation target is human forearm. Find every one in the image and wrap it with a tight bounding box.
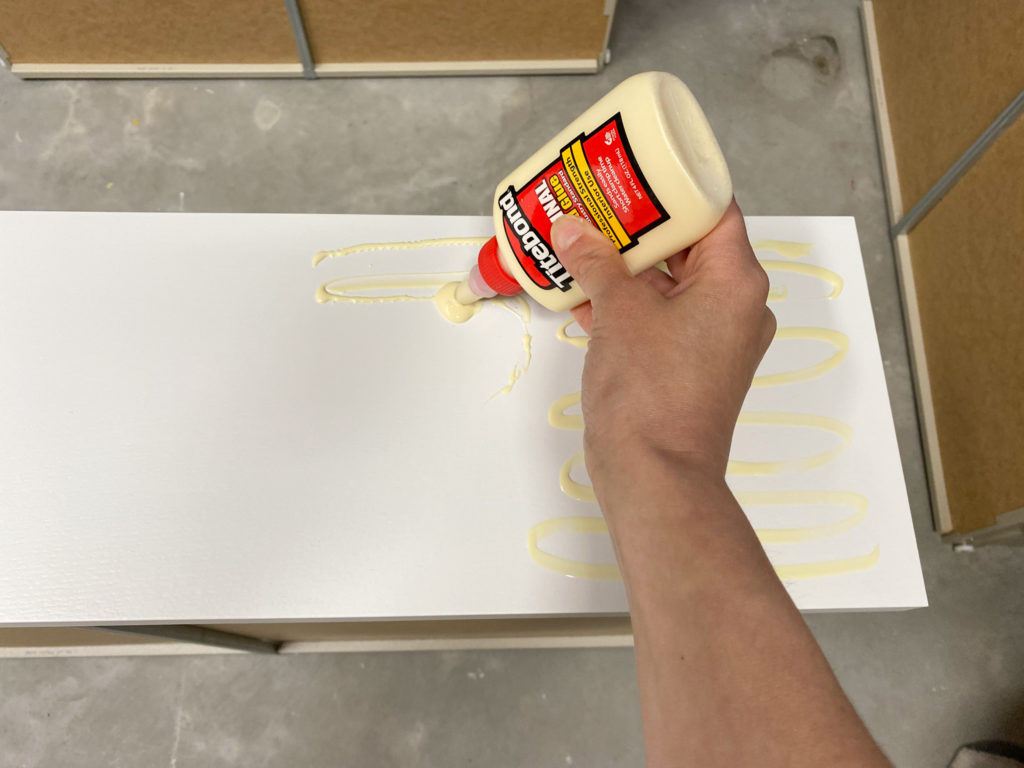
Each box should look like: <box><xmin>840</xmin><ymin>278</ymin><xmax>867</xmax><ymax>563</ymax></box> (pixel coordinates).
<box><xmin>550</xmin><ymin>207</ymin><xmax>892</xmax><ymax>767</ymax></box>
<box><xmin>599</xmin><ymin>452</ymin><xmax>892</xmax><ymax>768</ymax></box>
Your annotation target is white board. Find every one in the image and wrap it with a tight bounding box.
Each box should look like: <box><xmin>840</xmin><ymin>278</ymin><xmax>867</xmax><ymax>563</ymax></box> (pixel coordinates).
<box><xmin>0</xmin><ymin>212</ymin><xmax>926</xmax><ymax>625</ymax></box>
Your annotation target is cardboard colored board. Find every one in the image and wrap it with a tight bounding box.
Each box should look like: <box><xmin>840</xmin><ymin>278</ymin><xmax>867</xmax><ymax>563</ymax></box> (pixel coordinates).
<box><xmin>906</xmin><ymin>119</ymin><xmax>1024</xmax><ymax>533</ymax></box>
<box><xmin>299</xmin><ymin>0</ymin><xmax>611</xmax><ymax>65</ymax></box>
<box><xmin>0</xmin><ymin>628</ymin><xmax>157</xmax><ymax>649</ymax></box>
<box><xmin>0</xmin><ymin>619</ymin><xmax>635</xmax><ymax>657</ymax></box>
<box><xmin>0</xmin><ymin>0</ymin><xmax>611</xmax><ymax>76</ymax></box>
<box><xmin>0</xmin><ymin>0</ymin><xmax>298</xmax><ymax>65</ymax></box>
<box><xmin>0</xmin><ymin>212</ymin><xmax>925</xmax><ymax>625</ymax></box>
<box><xmin>871</xmin><ymin>0</ymin><xmax>1024</xmax><ymax>212</ymax></box>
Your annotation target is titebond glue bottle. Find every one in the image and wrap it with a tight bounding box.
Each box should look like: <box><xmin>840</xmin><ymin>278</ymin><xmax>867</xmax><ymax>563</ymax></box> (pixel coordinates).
<box><xmin>454</xmin><ymin>71</ymin><xmax>733</xmax><ymax>312</ymax></box>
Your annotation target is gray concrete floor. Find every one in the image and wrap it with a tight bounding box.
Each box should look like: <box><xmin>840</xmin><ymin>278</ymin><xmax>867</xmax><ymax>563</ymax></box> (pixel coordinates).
<box><xmin>0</xmin><ymin>1</ymin><xmax>1021</xmax><ymax>766</ymax></box>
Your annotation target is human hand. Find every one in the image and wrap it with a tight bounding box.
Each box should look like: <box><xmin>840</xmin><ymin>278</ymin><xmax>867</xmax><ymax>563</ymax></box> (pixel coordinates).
<box><xmin>550</xmin><ymin>205</ymin><xmax>892</xmax><ymax>768</ymax></box>
<box><xmin>549</xmin><ymin>200</ymin><xmax>776</xmax><ymax>489</ymax></box>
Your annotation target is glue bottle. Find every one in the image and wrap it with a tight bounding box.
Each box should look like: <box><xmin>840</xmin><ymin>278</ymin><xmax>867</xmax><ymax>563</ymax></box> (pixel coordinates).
<box><xmin>453</xmin><ymin>71</ymin><xmax>733</xmax><ymax>312</ymax></box>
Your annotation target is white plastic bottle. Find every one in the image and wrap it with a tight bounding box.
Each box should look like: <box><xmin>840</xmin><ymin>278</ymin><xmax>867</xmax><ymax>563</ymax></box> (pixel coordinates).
<box><xmin>455</xmin><ymin>71</ymin><xmax>733</xmax><ymax>312</ymax></box>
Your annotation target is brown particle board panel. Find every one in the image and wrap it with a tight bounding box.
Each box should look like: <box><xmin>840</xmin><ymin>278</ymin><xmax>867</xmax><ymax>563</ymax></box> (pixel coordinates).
<box><xmin>906</xmin><ymin>117</ymin><xmax>1024</xmax><ymax>533</ymax></box>
<box><xmin>206</xmin><ymin>617</ymin><xmax>633</xmax><ymax>649</ymax></box>
<box><xmin>0</xmin><ymin>0</ymin><xmax>298</xmax><ymax>65</ymax></box>
<box><xmin>871</xmin><ymin>0</ymin><xmax>1024</xmax><ymax>215</ymax></box>
<box><xmin>0</xmin><ymin>627</ymin><xmax>159</xmax><ymax>652</ymax></box>
<box><xmin>0</xmin><ymin>627</ymin><xmax>156</xmax><ymax>647</ymax></box>
<box><xmin>299</xmin><ymin>0</ymin><xmax>611</xmax><ymax>65</ymax></box>
<box><xmin>0</xmin><ymin>620</ymin><xmax>633</xmax><ymax>656</ymax></box>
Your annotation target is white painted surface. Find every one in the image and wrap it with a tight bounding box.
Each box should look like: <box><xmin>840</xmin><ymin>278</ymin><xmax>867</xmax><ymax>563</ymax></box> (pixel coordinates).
<box><xmin>0</xmin><ymin>212</ymin><xmax>925</xmax><ymax>624</ymax></box>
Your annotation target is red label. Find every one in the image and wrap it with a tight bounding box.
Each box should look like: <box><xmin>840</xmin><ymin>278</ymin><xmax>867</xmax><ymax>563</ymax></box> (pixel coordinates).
<box><xmin>499</xmin><ymin>113</ymin><xmax>669</xmax><ymax>292</ymax></box>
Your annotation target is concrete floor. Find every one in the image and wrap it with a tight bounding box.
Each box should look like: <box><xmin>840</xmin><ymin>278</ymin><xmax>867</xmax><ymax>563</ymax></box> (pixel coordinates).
<box><xmin>0</xmin><ymin>0</ymin><xmax>1021</xmax><ymax>766</ymax></box>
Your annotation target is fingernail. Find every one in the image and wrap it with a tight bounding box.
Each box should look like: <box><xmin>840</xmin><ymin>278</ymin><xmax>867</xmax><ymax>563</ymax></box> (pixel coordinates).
<box><xmin>550</xmin><ymin>215</ymin><xmax>586</xmax><ymax>251</ymax></box>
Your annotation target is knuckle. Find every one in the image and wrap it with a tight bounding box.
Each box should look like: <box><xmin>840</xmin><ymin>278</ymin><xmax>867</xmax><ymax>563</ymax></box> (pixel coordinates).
<box><xmin>747</xmin><ymin>265</ymin><xmax>771</xmax><ymax>301</ymax></box>
<box><xmin>761</xmin><ymin>308</ymin><xmax>778</xmax><ymax>350</ymax></box>
<box><xmin>731</xmin><ymin>264</ymin><xmax>770</xmax><ymax>307</ymax></box>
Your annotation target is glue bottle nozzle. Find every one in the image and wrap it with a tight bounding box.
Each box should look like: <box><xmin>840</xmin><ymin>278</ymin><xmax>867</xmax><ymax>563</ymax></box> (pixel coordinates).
<box><xmin>454</xmin><ymin>274</ymin><xmax>488</xmax><ymax>305</ymax></box>
<box><xmin>461</xmin><ymin>236</ymin><xmax>523</xmax><ymax>305</ymax></box>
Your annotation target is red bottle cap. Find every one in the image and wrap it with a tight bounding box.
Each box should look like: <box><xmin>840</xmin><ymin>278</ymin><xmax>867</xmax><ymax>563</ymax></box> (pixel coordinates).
<box><xmin>477</xmin><ymin>236</ymin><xmax>522</xmax><ymax>296</ymax></box>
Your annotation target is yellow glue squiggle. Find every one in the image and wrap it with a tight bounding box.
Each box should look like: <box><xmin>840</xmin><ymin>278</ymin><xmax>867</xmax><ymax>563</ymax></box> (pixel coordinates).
<box><xmin>551</xmin><ymin>407</ymin><xmax>853</xmax><ymax>478</ymax></box>
<box><xmin>435</xmin><ymin>281</ymin><xmax>485</xmax><ymax>324</ymax></box>
<box><xmin>526</xmin><ymin>516</ymin><xmax>879</xmax><ymax>581</ymax></box>
<box><xmin>490</xmin><ymin>296</ymin><xmax>533</xmax><ymax>398</ymax></box>
<box><xmin>316</xmin><ymin>272</ymin><xmax>484</xmax><ymax>324</ymax></box>
<box><xmin>548</xmin><ymin>391</ymin><xmax>583</xmax><ymax>430</ymax></box>
<box><xmin>313</xmin><ymin>236</ymin><xmax>878</xmax><ymax>583</ymax></box>
<box><xmin>527</xmin><ymin>516</ymin><xmax>620</xmax><ymax>580</ymax></box>
<box><xmin>313</xmin><ymin>239</ymin><xmax>528</xmax><ymax>389</ymax></box>
<box><xmin>774</xmin><ymin>546</ymin><xmax>880</xmax><ymax>580</ymax></box>
<box><xmin>735</xmin><ymin>490</ymin><xmax>868</xmax><ymax>543</ymax></box>
<box><xmin>529</xmin><ymin>240</ymin><xmax>876</xmax><ymax>583</ymax></box>
<box><xmin>556</xmin><ymin>318</ymin><xmax>590</xmax><ymax>349</ymax></box>
<box><xmin>556</xmin><ymin>415</ymin><xmax>855</xmax><ymax>505</ymax></box>
<box><xmin>752</xmin><ymin>327</ymin><xmax>849</xmax><ymax>387</ymax></box>
<box><xmin>751</xmin><ymin>239</ymin><xmax>812</xmax><ymax>260</ymax></box>
<box><xmin>313</xmin><ymin>237</ymin><xmax>490</xmax><ymax>267</ymax></box>
<box><xmin>760</xmin><ymin>260</ymin><xmax>843</xmax><ymax>299</ymax></box>
<box><xmin>559</xmin><ymin>451</ymin><xmax>595</xmax><ymax>502</ymax></box>
<box><xmin>728</xmin><ymin>412</ymin><xmax>853</xmax><ymax>475</ymax></box>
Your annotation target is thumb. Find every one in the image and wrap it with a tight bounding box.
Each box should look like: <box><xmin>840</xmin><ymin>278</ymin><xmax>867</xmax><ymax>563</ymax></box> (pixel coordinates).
<box><xmin>550</xmin><ymin>215</ymin><xmax>632</xmax><ymax>305</ymax></box>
